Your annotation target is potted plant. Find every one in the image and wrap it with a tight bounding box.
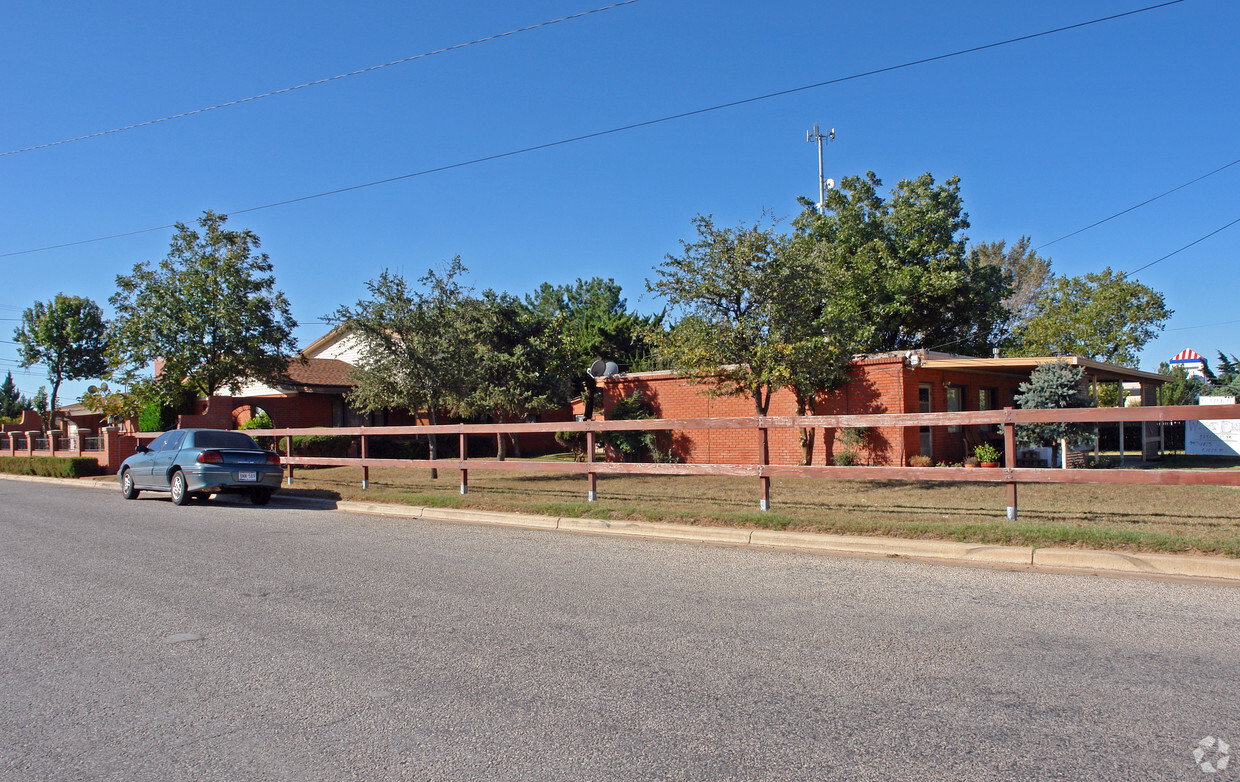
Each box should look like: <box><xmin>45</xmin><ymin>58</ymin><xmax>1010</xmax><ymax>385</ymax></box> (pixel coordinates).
<box><xmin>974</xmin><ymin>443</ymin><xmax>1001</xmax><ymax>467</ymax></box>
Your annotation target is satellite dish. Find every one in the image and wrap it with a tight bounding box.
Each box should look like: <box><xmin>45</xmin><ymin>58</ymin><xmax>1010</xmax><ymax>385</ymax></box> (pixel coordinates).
<box><xmin>825</xmin><ymin>178</ymin><xmax>835</xmax><ymax>190</ymax></box>
<box><xmin>587</xmin><ymin>360</ymin><xmax>620</xmax><ymax>379</ymax></box>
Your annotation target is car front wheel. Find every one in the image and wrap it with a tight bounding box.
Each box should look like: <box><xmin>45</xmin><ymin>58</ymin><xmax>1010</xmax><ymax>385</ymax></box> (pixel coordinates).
<box><xmin>170</xmin><ymin>471</ymin><xmax>190</xmax><ymax>506</ymax></box>
<box><xmin>120</xmin><ymin>469</ymin><xmax>139</xmax><ymax>500</ymax></box>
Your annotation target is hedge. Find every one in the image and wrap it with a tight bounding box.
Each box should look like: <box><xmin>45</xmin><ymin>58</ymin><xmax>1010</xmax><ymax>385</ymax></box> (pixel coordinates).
<box><xmin>0</xmin><ymin>456</ymin><xmax>105</xmax><ymax>478</ymax></box>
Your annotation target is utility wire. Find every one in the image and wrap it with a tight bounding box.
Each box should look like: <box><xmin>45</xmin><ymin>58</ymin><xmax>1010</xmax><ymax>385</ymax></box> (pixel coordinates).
<box><xmin>0</xmin><ymin>1</ymin><xmax>639</xmax><ymax>158</ymax></box>
<box><xmin>1125</xmin><ymin>215</ymin><xmax>1240</xmax><ymax>277</ymax></box>
<box><xmin>0</xmin><ymin>0</ymin><xmax>1188</xmax><ymax>259</ymax></box>
<box><xmin>1167</xmin><ymin>317</ymin><xmax>1240</xmax><ymax>332</ymax></box>
<box><xmin>1035</xmin><ymin>156</ymin><xmax>1240</xmax><ymax>251</ymax></box>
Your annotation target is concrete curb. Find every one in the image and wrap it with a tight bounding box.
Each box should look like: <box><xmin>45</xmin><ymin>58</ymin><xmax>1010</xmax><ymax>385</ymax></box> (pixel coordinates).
<box><xmin>7</xmin><ymin>474</ymin><xmax>1240</xmax><ymax>582</ymax></box>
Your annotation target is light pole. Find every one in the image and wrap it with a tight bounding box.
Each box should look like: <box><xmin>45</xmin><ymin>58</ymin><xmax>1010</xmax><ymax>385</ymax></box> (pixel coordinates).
<box><xmin>806</xmin><ymin>124</ymin><xmax>835</xmax><ymax>214</ymax></box>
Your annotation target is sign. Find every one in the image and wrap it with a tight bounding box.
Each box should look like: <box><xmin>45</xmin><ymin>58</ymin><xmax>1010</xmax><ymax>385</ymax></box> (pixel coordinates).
<box><xmin>1186</xmin><ymin>397</ymin><xmax>1240</xmax><ymax>457</ymax></box>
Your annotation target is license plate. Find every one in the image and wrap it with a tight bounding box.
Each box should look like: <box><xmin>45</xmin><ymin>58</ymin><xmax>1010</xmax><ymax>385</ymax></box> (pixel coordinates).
<box><xmin>238</xmin><ymin>471</ymin><xmax>257</xmax><ymax>482</ymax></box>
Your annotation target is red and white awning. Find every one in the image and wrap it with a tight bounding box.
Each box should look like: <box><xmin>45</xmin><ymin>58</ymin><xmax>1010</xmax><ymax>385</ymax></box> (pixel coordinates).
<box><xmin>1171</xmin><ymin>348</ymin><xmax>1204</xmax><ymax>363</ymax></box>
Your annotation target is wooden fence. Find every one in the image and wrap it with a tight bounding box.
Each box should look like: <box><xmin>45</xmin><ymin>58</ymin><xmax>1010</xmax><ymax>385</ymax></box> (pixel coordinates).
<box><xmin>249</xmin><ymin>404</ymin><xmax>1240</xmax><ymax>520</ymax></box>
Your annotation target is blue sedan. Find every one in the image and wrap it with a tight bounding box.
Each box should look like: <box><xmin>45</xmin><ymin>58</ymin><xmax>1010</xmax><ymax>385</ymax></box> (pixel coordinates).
<box><xmin>119</xmin><ymin>429</ymin><xmax>283</xmax><ymax>506</ymax></box>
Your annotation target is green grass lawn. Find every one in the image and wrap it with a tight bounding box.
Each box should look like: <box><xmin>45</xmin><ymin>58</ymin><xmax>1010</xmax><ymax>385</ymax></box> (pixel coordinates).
<box><xmin>275</xmin><ymin>457</ymin><xmax>1240</xmax><ymax>558</ymax></box>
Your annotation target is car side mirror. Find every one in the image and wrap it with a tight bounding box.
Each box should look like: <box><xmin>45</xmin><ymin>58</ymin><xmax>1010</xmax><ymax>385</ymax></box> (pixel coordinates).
<box><xmin>136</xmin><ymin>444</ymin><xmax>150</xmax><ymax>454</ymax></box>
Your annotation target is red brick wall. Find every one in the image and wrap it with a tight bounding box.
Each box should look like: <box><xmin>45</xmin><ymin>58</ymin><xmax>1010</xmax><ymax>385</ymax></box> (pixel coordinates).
<box><xmin>598</xmin><ymin>357</ymin><xmax>910</xmax><ymax>465</ymax></box>
<box><xmin>597</xmin><ymin>360</ymin><xmax>1029</xmax><ymax>466</ymax></box>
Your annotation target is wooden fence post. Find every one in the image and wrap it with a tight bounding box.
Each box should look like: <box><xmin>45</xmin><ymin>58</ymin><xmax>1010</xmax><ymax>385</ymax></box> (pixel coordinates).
<box><xmin>459</xmin><ymin>429</ymin><xmax>468</xmax><ymax>495</ymax></box>
<box><xmin>586</xmin><ymin>429</ymin><xmax>597</xmax><ymax>502</ymax></box>
<box><xmin>758</xmin><ymin>420</ymin><xmax>771</xmax><ymax>511</ymax></box>
<box><xmin>285</xmin><ymin>431</ymin><xmax>294</xmax><ymax>486</ymax></box>
<box><xmin>1003</xmin><ymin>407</ymin><xmax>1017</xmax><ymax>521</ymax></box>
<box><xmin>360</xmin><ymin>427</ymin><xmax>369</xmax><ymax>489</ymax></box>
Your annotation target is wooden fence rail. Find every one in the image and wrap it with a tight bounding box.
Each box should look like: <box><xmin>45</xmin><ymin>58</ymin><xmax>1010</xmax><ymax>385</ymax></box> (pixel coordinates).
<box><xmin>244</xmin><ymin>404</ymin><xmax>1240</xmax><ymax>520</ymax></box>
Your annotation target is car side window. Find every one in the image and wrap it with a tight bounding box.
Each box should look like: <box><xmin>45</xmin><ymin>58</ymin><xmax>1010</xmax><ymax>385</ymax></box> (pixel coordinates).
<box><xmin>147</xmin><ymin>432</ymin><xmax>173</xmax><ymax>452</ymax></box>
<box><xmin>165</xmin><ymin>430</ymin><xmax>187</xmax><ymax>451</ymax></box>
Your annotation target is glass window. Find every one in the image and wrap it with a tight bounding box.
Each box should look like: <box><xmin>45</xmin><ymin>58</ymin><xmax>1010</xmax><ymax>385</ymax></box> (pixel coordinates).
<box><xmin>166</xmin><ymin>430</ymin><xmax>187</xmax><ymax>451</ymax></box>
<box><xmin>146</xmin><ymin>432</ymin><xmax>174</xmax><ymax>452</ymax></box>
<box><xmin>918</xmin><ymin>384</ymin><xmax>932</xmax><ymax>457</ymax></box>
<box><xmin>978</xmin><ymin>387</ymin><xmax>998</xmax><ymax>433</ymax></box>
<box><xmin>946</xmin><ymin>385</ymin><xmax>963</xmax><ymax>433</ymax></box>
<box><xmin>191</xmin><ymin>431</ymin><xmax>261</xmax><ymax>450</ymax></box>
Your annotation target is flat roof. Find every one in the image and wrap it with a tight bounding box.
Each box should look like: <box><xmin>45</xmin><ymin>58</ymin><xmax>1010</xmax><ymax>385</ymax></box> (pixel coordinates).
<box><xmin>919</xmin><ymin>355</ymin><xmax>1166</xmax><ymax>384</ymax></box>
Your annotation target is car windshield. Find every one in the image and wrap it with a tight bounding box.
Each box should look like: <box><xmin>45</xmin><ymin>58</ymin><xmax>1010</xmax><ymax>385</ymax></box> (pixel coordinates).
<box><xmin>191</xmin><ymin>431</ymin><xmax>262</xmax><ymax>450</ymax></box>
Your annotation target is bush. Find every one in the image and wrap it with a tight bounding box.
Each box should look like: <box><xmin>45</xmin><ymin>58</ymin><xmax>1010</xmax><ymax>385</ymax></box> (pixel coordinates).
<box><xmin>600</xmin><ymin>391</ymin><xmax>660</xmax><ymax>461</ymax></box>
<box><xmin>0</xmin><ymin>456</ymin><xmax>104</xmax><ymax>478</ymax></box>
<box><xmin>974</xmin><ymin>443</ymin><xmax>1001</xmax><ymax>464</ymax></box>
<box><xmin>832</xmin><ymin>450</ymin><xmax>859</xmax><ymax>466</ymax></box>
<box><xmin>240</xmin><ymin>410</ymin><xmax>274</xmax><ymax>430</ymax></box>
<box><xmin>555</xmin><ymin>430</ymin><xmax>588</xmax><ymax>461</ymax></box>
<box><xmin>137</xmin><ymin>399</ymin><xmax>177</xmax><ymax>432</ymax></box>
<box><xmin>368</xmin><ymin>437</ymin><xmax>430</xmax><ymax>460</ymax></box>
<box><xmin>1015</xmin><ymin>360</ymin><xmax>1095</xmax><ymax>448</ymax></box>
<box><xmin>908</xmin><ymin>454</ymin><xmax>932</xmax><ymax>468</ymax></box>
<box><xmin>286</xmin><ymin>434</ymin><xmax>353</xmax><ymax>458</ymax></box>
<box><xmin>833</xmin><ymin>427</ymin><xmax>870</xmax><ymax>466</ymax></box>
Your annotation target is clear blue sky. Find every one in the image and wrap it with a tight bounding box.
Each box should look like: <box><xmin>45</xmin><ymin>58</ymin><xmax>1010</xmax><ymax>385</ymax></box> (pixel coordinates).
<box><xmin>2</xmin><ymin>0</ymin><xmax>1236</xmax><ymax>404</ymax></box>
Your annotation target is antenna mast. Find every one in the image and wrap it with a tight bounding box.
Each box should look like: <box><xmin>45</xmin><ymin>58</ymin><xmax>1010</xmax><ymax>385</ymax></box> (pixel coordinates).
<box><xmin>805</xmin><ymin>124</ymin><xmax>835</xmax><ymax>214</ymax></box>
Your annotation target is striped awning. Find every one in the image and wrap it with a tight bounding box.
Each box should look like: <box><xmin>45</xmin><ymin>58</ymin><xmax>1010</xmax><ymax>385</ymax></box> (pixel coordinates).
<box><xmin>1171</xmin><ymin>348</ymin><xmax>1204</xmax><ymax>363</ymax></box>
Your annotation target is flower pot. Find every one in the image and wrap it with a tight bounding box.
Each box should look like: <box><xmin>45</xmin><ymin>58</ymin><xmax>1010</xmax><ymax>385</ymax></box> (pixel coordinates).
<box><xmin>980</xmin><ymin>462</ymin><xmax>999</xmax><ymax>468</ymax></box>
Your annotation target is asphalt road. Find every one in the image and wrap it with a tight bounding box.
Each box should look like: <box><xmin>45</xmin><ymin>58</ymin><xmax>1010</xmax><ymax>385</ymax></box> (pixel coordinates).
<box><xmin>2</xmin><ymin>478</ymin><xmax>1238</xmax><ymax>781</ymax></box>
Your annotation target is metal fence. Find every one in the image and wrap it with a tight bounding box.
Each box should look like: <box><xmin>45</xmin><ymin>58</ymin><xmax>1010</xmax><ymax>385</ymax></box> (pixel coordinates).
<box><xmin>247</xmin><ymin>404</ymin><xmax>1240</xmax><ymax>520</ymax></box>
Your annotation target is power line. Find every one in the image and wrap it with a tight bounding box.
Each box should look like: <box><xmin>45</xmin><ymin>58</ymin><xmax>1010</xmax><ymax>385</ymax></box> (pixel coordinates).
<box><xmin>0</xmin><ymin>1</ymin><xmax>640</xmax><ymax>158</ymax></box>
<box><xmin>1125</xmin><ymin>215</ymin><xmax>1240</xmax><ymax>277</ymax></box>
<box><xmin>1035</xmin><ymin>156</ymin><xmax>1240</xmax><ymax>251</ymax></box>
<box><xmin>0</xmin><ymin>0</ymin><xmax>1189</xmax><ymax>260</ymax></box>
<box><xmin>1167</xmin><ymin>318</ymin><xmax>1240</xmax><ymax>332</ymax></box>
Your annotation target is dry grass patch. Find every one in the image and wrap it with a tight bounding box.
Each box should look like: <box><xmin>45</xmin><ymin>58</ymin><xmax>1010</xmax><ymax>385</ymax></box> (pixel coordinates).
<box><xmin>283</xmin><ymin>463</ymin><xmax>1240</xmax><ymax>557</ymax></box>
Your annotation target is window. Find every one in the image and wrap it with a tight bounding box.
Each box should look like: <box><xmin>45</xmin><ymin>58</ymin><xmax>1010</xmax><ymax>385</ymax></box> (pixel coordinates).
<box><xmin>946</xmin><ymin>385</ymin><xmax>964</xmax><ymax>433</ymax></box>
<box><xmin>978</xmin><ymin>387</ymin><xmax>998</xmax><ymax>433</ymax></box>
<box><xmin>146</xmin><ymin>432</ymin><xmax>175</xmax><ymax>452</ymax></box>
<box><xmin>192</xmin><ymin>431</ymin><xmax>261</xmax><ymax>450</ymax></box>
<box><xmin>918</xmin><ymin>383</ymin><xmax>932</xmax><ymax>457</ymax></box>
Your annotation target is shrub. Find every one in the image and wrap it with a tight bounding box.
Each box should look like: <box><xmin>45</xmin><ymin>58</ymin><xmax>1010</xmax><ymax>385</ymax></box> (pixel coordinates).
<box><xmin>833</xmin><ymin>427</ymin><xmax>869</xmax><ymax>466</ymax></box>
<box><xmin>833</xmin><ymin>451</ymin><xmax>859</xmax><ymax>466</ymax></box>
<box><xmin>600</xmin><ymin>391</ymin><xmax>659</xmax><ymax>461</ymax></box>
<box><xmin>974</xmin><ymin>443</ymin><xmax>1001</xmax><ymax>464</ymax></box>
<box><xmin>908</xmin><ymin>454</ymin><xmax>932</xmax><ymax>468</ymax></box>
<box><xmin>287</xmin><ymin>434</ymin><xmax>353</xmax><ymax>458</ymax></box>
<box><xmin>555</xmin><ymin>430</ymin><xmax>588</xmax><ymax>461</ymax></box>
<box><xmin>240</xmin><ymin>410</ymin><xmax>274</xmax><ymax>430</ymax></box>
<box><xmin>1015</xmin><ymin>360</ymin><xmax>1095</xmax><ymax>448</ymax></box>
<box><xmin>137</xmin><ymin>399</ymin><xmax>177</xmax><ymax>432</ymax></box>
<box><xmin>0</xmin><ymin>456</ymin><xmax>104</xmax><ymax>478</ymax></box>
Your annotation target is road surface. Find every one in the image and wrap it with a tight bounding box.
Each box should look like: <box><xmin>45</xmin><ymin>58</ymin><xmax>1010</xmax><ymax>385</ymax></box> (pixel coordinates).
<box><xmin>2</xmin><ymin>478</ymin><xmax>1237</xmax><ymax>780</ymax></box>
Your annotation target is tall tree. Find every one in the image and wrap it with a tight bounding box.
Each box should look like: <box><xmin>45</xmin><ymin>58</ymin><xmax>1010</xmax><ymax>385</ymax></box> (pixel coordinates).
<box><xmin>461</xmin><ymin>291</ymin><xmax>573</xmax><ymax>459</ymax></box>
<box><xmin>1202</xmin><ymin>351</ymin><xmax>1240</xmax><ymax>397</ymax></box>
<box><xmin>1013</xmin><ymin>268</ymin><xmax>1170</xmax><ymax>366</ymax></box>
<box><xmin>14</xmin><ymin>294</ymin><xmax>107</xmax><ymax>431</ymax></box>
<box><xmin>647</xmin><ymin>213</ymin><xmax>855</xmax><ymax>444</ymax></box>
<box><xmin>328</xmin><ymin>259</ymin><xmax>478</xmax><ymax>476</ymax></box>
<box><xmin>0</xmin><ymin>371</ymin><xmax>31</xmax><ymax>420</ymax></box>
<box><xmin>1014</xmin><ymin>360</ymin><xmax>1094</xmax><ymax>448</ymax></box>
<box><xmin>794</xmin><ymin>171</ymin><xmax>1010</xmax><ymax>357</ymax></box>
<box><xmin>108</xmin><ymin>210</ymin><xmax>298</xmax><ymax>400</ymax></box>
<box><xmin>1156</xmin><ymin>363</ymin><xmax>1206</xmax><ymax>406</ymax></box>
<box><xmin>526</xmin><ymin>278</ymin><xmax>661</xmax><ymax>418</ymax></box>
<box><xmin>967</xmin><ymin>236</ymin><xmax>1053</xmax><ymax>337</ymax></box>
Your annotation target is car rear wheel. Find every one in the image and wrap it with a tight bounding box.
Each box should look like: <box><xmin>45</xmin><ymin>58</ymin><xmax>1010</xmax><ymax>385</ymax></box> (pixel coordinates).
<box><xmin>170</xmin><ymin>471</ymin><xmax>190</xmax><ymax>506</ymax></box>
<box><xmin>120</xmin><ymin>469</ymin><xmax>139</xmax><ymax>500</ymax></box>
<box><xmin>251</xmin><ymin>488</ymin><xmax>272</xmax><ymax>506</ymax></box>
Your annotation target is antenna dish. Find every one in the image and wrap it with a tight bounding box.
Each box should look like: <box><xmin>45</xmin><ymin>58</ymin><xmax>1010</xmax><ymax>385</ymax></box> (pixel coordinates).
<box><xmin>587</xmin><ymin>360</ymin><xmax>619</xmax><ymax>379</ymax></box>
<box><xmin>825</xmin><ymin>178</ymin><xmax>835</xmax><ymax>190</ymax></box>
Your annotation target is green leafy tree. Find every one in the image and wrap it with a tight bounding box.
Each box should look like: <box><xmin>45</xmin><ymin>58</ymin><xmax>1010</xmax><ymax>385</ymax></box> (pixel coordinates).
<box><xmin>526</xmin><ymin>278</ymin><xmax>661</xmax><ymax>418</ymax></box>
<box><xmin>0</xmin><ymin>371</ymin><xmax>31</xmax><ymax>420</ymax></box>
<box><xmin>461</xmin><ymin>290</ymin><xmax>573</xmax><ymax>459</ymax></box>
<box><xmin>1014</xmin><ymin>360</ymin><xmax>1094</xmax><ymax>448</ymax></box>
<box><xmin>794</xmin><ymin>171</ymin><xmax>1010</xmax><ymax>357</ymax></box>
<box><xmin>1156</xmin><ymin>363</ymin><xmax>1206</xmax><ymax>406</ymax></box>
<box><xmin>649</xmin><ymin>214</ymin><xmax>856</xmax><ymax>464</ymax></box>
<box><xmin>328</xmin><ymin>259</ymin><xmax>478</xmax><ymax>477</ymax></box>
<box><xmin>1013</xmin><ymin>268</ymin><xmax>1170</xmax><ymax>366</ymax></box>
<box><xmin>14</xmin><ymin>294</ymin><xmax>108</xmax><ymax>431</ymax></box>
<box><xmin>108</xmin><ymin>210</ymin><xmax>299</xmax><ymax>400</ymax></box>
<box><xmin>967</xmin><ymin>236</ymin><xmax>1053</xmax><ymax>338</ymax></box>
<box><xmin>1201</xmin><ymin>351</ymin><xmax>1240</xmax><ymax>397</ymax></box>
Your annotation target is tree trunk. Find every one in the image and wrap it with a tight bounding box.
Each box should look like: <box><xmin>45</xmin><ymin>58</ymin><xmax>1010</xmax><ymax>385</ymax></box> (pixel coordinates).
<box><xmin>510</xmin><ymin>432</ymin><xmax>522</xmax><ymax>458</ymax></box>
<box><xmin>427</xmin><ymin>408</ymin><xmax>439</xmax><ymax>479</ymax></box>
<box><xmin>495</xmin><ymin>425</ymin><xmax>506</xmax><ymax>461</ymax></box>
<box><xmin>796</xmin><ymin>400</ymin><xmax>815</xmax><ymax>466</ymax></box>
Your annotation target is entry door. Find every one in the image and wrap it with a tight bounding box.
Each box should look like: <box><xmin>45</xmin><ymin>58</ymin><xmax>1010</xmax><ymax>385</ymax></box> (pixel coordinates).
<box><xmin>918</xmin><ymin>384</ymin><xmax>932</xmax><ymax>458</ymax></box>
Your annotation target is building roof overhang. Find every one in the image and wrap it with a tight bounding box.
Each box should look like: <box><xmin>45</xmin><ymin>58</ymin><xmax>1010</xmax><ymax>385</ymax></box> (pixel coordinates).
<box><xmin>918</xmin><ymin>355</ymin><xmax>1166</xmax><ymax>384</ymax></box>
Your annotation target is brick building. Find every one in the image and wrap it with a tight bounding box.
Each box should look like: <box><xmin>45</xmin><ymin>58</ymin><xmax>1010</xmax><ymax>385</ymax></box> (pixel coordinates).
<box><xmin>593</xmin><ymin>351</ymin><xmax>1166</xmax><ymax>466</ymax></box>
